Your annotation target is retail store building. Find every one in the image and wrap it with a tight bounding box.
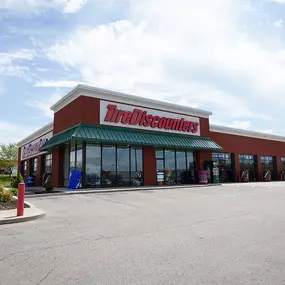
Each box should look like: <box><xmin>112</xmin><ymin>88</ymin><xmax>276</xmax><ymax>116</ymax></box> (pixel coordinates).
<box><xmin>17</xmin><ymin>85</ymin><xmax>285</xmax><ymax>188</ymax></box>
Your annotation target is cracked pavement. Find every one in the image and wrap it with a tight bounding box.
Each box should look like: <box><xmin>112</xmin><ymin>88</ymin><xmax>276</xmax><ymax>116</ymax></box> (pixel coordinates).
<box><xmin>1</xmin><ymin>184</ymin><xmax>285</xmax><ymax>284</ymax></box>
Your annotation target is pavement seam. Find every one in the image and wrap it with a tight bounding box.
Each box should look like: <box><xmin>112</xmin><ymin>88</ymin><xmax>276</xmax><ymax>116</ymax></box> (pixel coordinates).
<box><xmin>36</xmin><ymin>264</ymin><xmax>57</xmax><ymax>285</ymax></box>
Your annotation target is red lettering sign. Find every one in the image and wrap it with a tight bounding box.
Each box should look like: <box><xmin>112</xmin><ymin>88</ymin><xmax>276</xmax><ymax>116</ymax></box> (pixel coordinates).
<box><xmin>104</xmin><ymin>104</ymin><xmax>199</xmax><ymax>134</ymax></box>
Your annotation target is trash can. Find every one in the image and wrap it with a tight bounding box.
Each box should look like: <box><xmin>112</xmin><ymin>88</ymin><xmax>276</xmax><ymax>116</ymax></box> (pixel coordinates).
<box><xmin>25</xmin><ymin>176</ymin><xmax>35</xmax><ymax>187</ymax></box>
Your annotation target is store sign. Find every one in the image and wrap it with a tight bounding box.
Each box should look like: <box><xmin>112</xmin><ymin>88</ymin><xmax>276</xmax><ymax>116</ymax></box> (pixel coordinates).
<box><xmin>21</xmin><ymin>131</ymin><xmax>53</xmax><ymax>161</ymax></box>
<box><xmin>100</xmin><ymin>101</ymin><xmax>200</xmax><ymax>136</ymax></box>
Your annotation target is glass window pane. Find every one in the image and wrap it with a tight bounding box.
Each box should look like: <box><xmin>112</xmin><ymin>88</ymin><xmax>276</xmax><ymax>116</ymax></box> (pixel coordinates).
<box><xmin>77</xmin><ymin>144</ymin><xmax>83</xmax><ymax>170</ymax></box>
<box><xmin>156</xmin><ymin>159</ymin><xmax>164</xmax><ymax>172</ymax></box>
<box><xmin>156</xmin><ymin>149</ymin><xmax>164</xmax><ymax>159</ymax></box>
<box><xmin>86</xmin><ymin>145</ymin><xmax>101</xmax><ymax>187</ymax></box>
<box><xmin>131</xmin><ymin>147</ymin><xmax>143</xmax><ymax>186</ymax></box>
<box><xmin>117</xmin><ymin>147</ymin><xmax>130</xmax><ymax>186</ymax></box>
<box><xmin>45</xmin><ymin>153</ymin><xmax>52</xmax><ymax>174</ymax></box>
<box><xmin>64</xmin><ymin>146</ymin><xmax>70</xmax><ymax>187</ymax></box>
<box><xmin>102</xmin><ymin>146</ymin><xmax>116</xmax><ymax>187</ymax></box>
<box><xmin>165</xmin><ymin>150</ymin><xmax>176</xmax><ymax>185</ymax></box>
<box><xmin>70</xmin><ymin>146</ymin><xmax>76</xmax><ymax>171</ymax></box>
<box><xmin>176</xmin><ymin>151</ymin><xmax>186</xmax><ymax>184</ymax></box>
<box><xmin>187</xmin><ymin>152</ymin><xmax>195</xmax><ymax>183</ymax></box>
<box><xmin>33</xmin><ymin>158</ymin><xmax>37</xmax><ymax>176</ymax></box>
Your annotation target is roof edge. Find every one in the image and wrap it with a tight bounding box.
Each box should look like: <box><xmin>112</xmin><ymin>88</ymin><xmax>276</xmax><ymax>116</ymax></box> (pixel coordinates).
<box><xmin>210</xmin><ymin>124</ymin><xmax>285</xmax><ymax>142</ymax></box>
<box><xmin>50</xmin><ymin>84</ymin><xmax>213</xmax><ymax>118</ymax></box>
<box><xmin>17</xmin><ymin>122</ymin><xmax>53</xmax><ymax>147</ymax></box>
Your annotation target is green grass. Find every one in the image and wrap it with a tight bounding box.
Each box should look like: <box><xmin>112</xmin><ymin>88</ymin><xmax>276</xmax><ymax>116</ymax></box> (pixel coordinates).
<box><xmin>0</xmin><ymin>175</ymin><xmax>11</xmax><ymax>186</ymax></box>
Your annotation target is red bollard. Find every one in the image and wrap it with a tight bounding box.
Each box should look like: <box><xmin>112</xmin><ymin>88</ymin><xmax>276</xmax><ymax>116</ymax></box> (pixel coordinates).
<box><xmin>17</xmin><ymin>183</ymin><xmax>25</xmax><ymax>216</ymax></box>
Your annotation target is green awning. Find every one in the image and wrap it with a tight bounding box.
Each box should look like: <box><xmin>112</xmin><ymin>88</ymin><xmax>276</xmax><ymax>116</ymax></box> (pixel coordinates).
<box><xmin>40</xmin><ymin>124</ymin><xmax>222</xmax><ymax>151</ymax></box>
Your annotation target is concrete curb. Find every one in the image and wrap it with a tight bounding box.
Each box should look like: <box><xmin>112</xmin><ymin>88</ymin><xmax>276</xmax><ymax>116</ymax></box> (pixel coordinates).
<box><xmin>26</xmin><ymin>183</ymin><xmax>222</xmax><ymax>198</ymax></box>
<box><xmin>0</xmin><ymin>200</ymin><xmax>45</xmax><ymax>225</ymax></box>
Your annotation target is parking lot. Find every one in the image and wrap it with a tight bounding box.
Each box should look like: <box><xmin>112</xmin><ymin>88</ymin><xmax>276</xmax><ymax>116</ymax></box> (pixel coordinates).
<box><xmin>1</xmin><ymin>183</ymin><xmax>285</xmax><ymax>284</ymax></box>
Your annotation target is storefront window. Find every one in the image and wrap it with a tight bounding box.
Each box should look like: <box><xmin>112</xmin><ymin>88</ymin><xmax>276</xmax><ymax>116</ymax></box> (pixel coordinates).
<box><xmin>77</xmin><ymin>144</ymin><xmax>83</xmax><ymax>171</ymax></box>
<box><xmin>131</xmin><ymin>147</ymin><xmax>143</xmax><ymax>186</ymax></box>
<box><xmin>45</xmin><ymin>154</ymin><xmax>52</xmax><ymax>174</ymax></box>
<box><xmin>117</xmin><ymin>147</ymin><xmax>130</xmax><ymax>186</ymax></box>
<box><xmin>281</xmin><ymin>157</ymin><xmax>285</xmax><ymax>181</ymax></box>
<box><xmin>64</xmin><ymin>144</ymin><xmax>144</xmax><ymax>188</ymax></box>
<box><xmin>239</xmin><ymin>154</ymin><xmax>257</xmax><ymax>182</ymax></box>
<box><xmin>176</xmin><ymin>151</ymin><xmax>186</xmax><ymax>184</ymax></box>
<box><xmin>31</xmin><ymin>157</ymin><xmax>37</xmax><ymax>176</ymax></box>
<box><xmin>186</xmin><ymin>151</ymin><xmax>195</xmax><ymax>183</ymax></box>
<box><xmin>156</xmin><ymin>149</ymin><xmax>195</xmax><ymax>185</ymax></box>
<box><xmin>261</xmin><ymin>156</ymin><xmax>273</xmax><ymax>168</ymax></box>
<box><xmin>165</xmin><ymin>150</ymin><xmax>176</xmax><ymax>185</ymax></box>
<box><xmin>21</xmin><ymin>160</ymin><xmax>27</xmax><ymax>177</ymax></box>
<box><xmin>102</xmin><ymin>146</ymin><xmax>116</xmax><ymax>187</ymax></box>
<box><xmin>85</xmin><ymin>145</ymin><xmax>101</xmax><ymax>187</ymax></box>
<box><xmin>63</xmin><ymin>146</ymin><xmax>70</xmax><ymax>187</ymax></box>
<box><xmin>281</xmin><ymin>157</ymin><xmax>285</xmax><ymax>170</ymax></box>
<box><xmin>156</xmin><ymin>149</ymin><xmax>164</xmax><ymax>159</ymax></box>
<box><xmin>156</xmin><ymin>149</ymin><xmax>165</xmax><ymax>184</ymax></box>
<box><xmin>261</xmin><ymin>156</ymin><xmax>277</xmax><ymax>181</ymax></box>
<box><xmin>212</xmin><ymin>152</ymin><xmax>233</xmax><ymax>183</ymax></box>
<box><xmin>70</xmin><ymin>144</ymin><xmax>76</xmax><ymax>171</ymax></box>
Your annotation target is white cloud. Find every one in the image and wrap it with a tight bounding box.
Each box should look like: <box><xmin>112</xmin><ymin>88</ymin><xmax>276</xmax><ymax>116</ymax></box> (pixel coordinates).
<box><xmin>0</xmin><ymin>121</ymin><xmax>35</xmax><ymax>144</ymax></box>
<box><xmin>270</xmin><ymin>0</ymin><xmax>285</xmax><ymax>4</ymax></box>
<box><xmin>36</xmin><ymin>68</ymin><xmax>49</xmax><ymax>72</ymax></box>
<box><xmin>34</xmin><ymin>80</ymin><xmax>84</xmax><ymax>87</ymax></box>
<box><xmin>210</xmin><ymin>120</ymin><xmax>280</xmax><ymax>135</ymax></box>
<box><xmin>273</xmin><ymin>19</ymin><xmax>284</xmax><ymax>28</ymax></box>
<box><xmin>211</xmin><ymin>120</ymin><xmax>252</xmax><ymax>130</ymax></box>
<box><xmin>0</xmin><ymin>0</ymin><xmax>87</xmax><ymax>14</ymax></box>
<box><xmin>61</xmin><ymin>0</ymin><xmax>87</xmax><ymax>13</ymax></box>
<box><xmin>26</xmin><ymin>91</ymin><xmax>64</xmax><ymax>118</ymax></box>
<box><xmin>0</xmin><ymin>49</ymin><xmax>35</xmax><ymax>77</ymax></box>
<box><xmin>0</xmin><ymin>49</ymin><xmax>35</xmax><ymax>64</ymax></box>
<box><xmin>47</xmin><ymin>0</ymin><xmax>285</xmax><ymax>129</ymax></box>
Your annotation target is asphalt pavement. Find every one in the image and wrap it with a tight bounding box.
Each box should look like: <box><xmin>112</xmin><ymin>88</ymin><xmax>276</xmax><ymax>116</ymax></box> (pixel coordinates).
<box><xmin>1</xmin><ymin>183</ymin><xmax>285</xmax><ymax>284</ymax></box>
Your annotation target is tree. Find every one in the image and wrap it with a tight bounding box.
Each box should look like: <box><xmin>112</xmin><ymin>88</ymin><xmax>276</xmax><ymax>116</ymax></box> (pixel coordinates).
<box><xmin>0</xmin><ymin>143</ymin><xmax>18</xmax><ymax>177</ymax></box>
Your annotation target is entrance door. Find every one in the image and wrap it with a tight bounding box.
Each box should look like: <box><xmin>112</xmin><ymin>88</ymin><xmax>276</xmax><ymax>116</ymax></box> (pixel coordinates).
<box><xmin>239</xmin><ymin>154</ymin><xmax>258</xmax><ymax>182</ymax></box>
<box><xmin>212</xmin><ymin>153</ymin><xmax>234</xmax><ymax>183</ymax></box>
<box><xmin>155</xmin><ymin>149</ymin><xmax>196</xmax><ymax>185</ymax></box>
<box><xmin>261</xmin><ymin>156</ymin><xmax>277</xmax><ymax>181</ymax></box>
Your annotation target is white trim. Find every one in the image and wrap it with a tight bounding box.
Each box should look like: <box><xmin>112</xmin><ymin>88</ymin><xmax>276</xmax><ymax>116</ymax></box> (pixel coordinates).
<box><xmin>210</xmin><ymin>124</ymin><xmax>285</xmax><ymax>142</ymax></box>
<box><xmin>17</xmin><ymin>123</ymin><xmax>53</xmax><ymax>147</ymax></box>
<box><xmin>50</xmin><ymin>84</ymin><xmax>212</xmax><ymax>118</ymax></box>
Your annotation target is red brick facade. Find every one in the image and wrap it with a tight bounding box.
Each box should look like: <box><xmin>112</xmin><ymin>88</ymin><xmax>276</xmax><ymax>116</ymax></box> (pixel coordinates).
<box><xmin>210</xmin><ymin>131</ymin><xmax>285</xmax><ymax>181</ymax></box>
<box><xmin>18</xmin><ymin>90</ymin><xmax>285</xmax><ymax>188</ymax></box>
<box><xmin>51</xmin><ymin>96</ymin><xmax>213</xmax><ymax>187</ymax></box>
<box><xmin>54</xmin><ymin>96</ymin><xmax>100</xmax><ymax>134</ymax></box>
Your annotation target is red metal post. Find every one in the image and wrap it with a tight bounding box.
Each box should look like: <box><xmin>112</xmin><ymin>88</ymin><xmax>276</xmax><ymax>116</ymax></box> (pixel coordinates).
<box><xmin>17</xmin><ymin>183</ymin><xmax>25</xmax><ymax>216</ymax></box>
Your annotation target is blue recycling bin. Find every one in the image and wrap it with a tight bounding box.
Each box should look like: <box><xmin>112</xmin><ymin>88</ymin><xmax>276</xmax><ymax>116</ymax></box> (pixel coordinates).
<box><xmin>25</xmin><ymin>176</ymin><xmax>35</xmax><ymax>187</ymax></box>
<box><xmin>68</xmin><ymin>170</ymin><xmax>82</xmax><ymax>190</ymax></box>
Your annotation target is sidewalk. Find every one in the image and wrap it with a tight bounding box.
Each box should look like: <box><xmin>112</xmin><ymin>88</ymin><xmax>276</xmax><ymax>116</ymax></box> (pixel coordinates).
<box><xmin>25</xmin><ymin>183</ymin><xmax>221</xmax><ymax>197</ymax></box>
<box><xmin>0</xmin><ymin>201</ymin><xmax>45</xmax><ymax>225</ymax></box>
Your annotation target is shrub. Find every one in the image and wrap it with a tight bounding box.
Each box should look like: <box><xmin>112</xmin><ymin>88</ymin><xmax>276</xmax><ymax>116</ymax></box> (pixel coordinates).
<box><xmin>0</xmin><ymin>190</ymin><xmax>13</xmax><ymax>202</ymax></box>
<box><xmin>44</xmin><ymin>176</ymin><xmax>53</xmax><ymax>192</ymax></box>
<box><xmin>11</xmin><ymin>173</ymin><xmax>24</xmax><ymax>189</ymax></box>
<box><xmin>9</xmin><ymin>188</ymin><xmax>18</xmax><ymax>196</ymax></box>
<box><xmin>0</xmin><ymin>185</ymin><xmax>4</xmax><ymax>193</ymax></box>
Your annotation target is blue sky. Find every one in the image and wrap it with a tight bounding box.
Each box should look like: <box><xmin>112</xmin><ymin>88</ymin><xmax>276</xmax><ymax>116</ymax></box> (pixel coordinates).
<box><xmin>1</xmin><ymin>0</ymin><xmax>285</xmax><ymax>143</ymax></box>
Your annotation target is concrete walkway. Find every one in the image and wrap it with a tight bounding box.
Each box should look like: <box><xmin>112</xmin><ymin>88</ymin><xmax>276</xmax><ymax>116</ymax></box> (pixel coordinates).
<box><xmin>26</xmin><ymin>183</ymin><xmax>220</xmax><ymax>197</ymax></box>
<box><xmin>0</xmin><ymin>201</ymin><xmax>45</xmax><ymax>225</ymax></box>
